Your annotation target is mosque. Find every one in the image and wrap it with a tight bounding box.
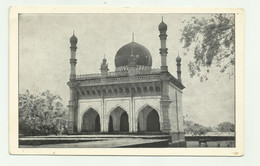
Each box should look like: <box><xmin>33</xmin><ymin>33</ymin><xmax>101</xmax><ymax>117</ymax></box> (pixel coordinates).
<box><xmin>67</xmin><ymin>18</ymin><xmax>186</xmax><ymax>145</ymax></box>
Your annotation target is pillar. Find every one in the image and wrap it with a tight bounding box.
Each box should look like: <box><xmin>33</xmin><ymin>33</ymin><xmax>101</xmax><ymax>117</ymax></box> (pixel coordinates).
<box><xmin>158</xmin><ymin>18</ymin><xmax>172</xmax><ymax>132</ymax></box>
<box><xmin>127</xmin><ymin>50</ymin><xmax>137</xmax><ymax>76</ymax></box>
<box><xmin>67</xmin><ymin>32</ymin><xmax>78</xmax><ymax>134</ymax></box>
<box><xmin>100</xmin><ymin>56</ymin><xmax>109</xmax><ymax>78</ymax></box>
<box><xmin>176</xmin><ymin>54</ymin><xmax>182</xmax><ymax>83</ymax></box>
<box><xmin>158</xmin><ymin>17</ymin><xmax>168</xmax><ymax>72</ymax></box>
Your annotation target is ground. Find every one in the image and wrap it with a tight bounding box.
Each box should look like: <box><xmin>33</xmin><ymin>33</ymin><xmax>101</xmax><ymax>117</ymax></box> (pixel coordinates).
<box><xmin>19</xmin><ymin>134</ymin><xmax>170</xmax><ymax>148</ymax></box>
<box><xmin>19</xmin><ymin>134</ymin><xmax>235</xmax><ymax>148</ymax></box>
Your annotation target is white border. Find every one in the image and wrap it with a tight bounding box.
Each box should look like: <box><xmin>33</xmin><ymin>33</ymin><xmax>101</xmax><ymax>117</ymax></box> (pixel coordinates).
<box><xmin>9</xmin><ymin>7</ymin><xmax>244</xmax><ymax>156</ymax></box>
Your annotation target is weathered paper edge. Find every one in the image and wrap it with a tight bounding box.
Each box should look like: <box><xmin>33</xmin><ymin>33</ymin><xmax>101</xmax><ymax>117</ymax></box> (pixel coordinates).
<box><xmin>9</xmin><ymin>6</ymin><xmax>244</xmax><ymax>156</ymax></box>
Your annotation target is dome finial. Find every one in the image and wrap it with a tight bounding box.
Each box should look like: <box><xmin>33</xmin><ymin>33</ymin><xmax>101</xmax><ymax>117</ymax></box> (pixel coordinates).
<box><xmin>162</xmin><ymin>16</ymin><xmax>163</xmax><ymax>22</ymax></box>
<box><xmin>73</xmin><ymin>30</ymin><xmax>75</xmax><ymax>35</ymax></box>
<box><xmin>132</xmin><ymin>32</ymin><xmax>134</xmax><ymax>42</ymax></box>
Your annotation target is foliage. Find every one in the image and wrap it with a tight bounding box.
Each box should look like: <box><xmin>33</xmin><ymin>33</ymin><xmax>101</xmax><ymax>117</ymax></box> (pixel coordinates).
<box><xmin>19</xmin><ymin>90</ymin><xmax>69</xmax><ymax>136</ymax></box>
<box><xmin>216</xmin><ymin>122</ymin><xmax>235</xmax><ymax>132</ymax></box>
<box><xmin>184</xmin><ymin>120</ymin><xmax>212</xmax><ymax>135</ymax></box>
<box><xmin>181</xmin><ymin>14</ymin><xmax>235</xmax><ymax>81</ymax></box>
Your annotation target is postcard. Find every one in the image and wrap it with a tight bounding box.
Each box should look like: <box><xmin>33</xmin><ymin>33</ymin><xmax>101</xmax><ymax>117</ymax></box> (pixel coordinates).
<box><xmin>9</xmin><ymin>7</ymin><xmax>244</xmax><ymax>156</ymax></box>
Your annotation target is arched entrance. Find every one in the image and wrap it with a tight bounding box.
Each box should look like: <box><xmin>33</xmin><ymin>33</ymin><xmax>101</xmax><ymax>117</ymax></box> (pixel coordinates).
<box><xmin>81</xmin><ymin>108</ymin><xmax>100</xmax><ymax>132</ymax></box>
<box><xmin>138</xmin><ymin>106</ymin><xmax>160</xmax><ymax>132</ymax></box>
<box><xmin>108</xmin><ymin>107</ymin><xmax>129</xmax><ymax>132</ymax></box>
<box><xmin>147</xmin><ymin>110</ymin><xmax>160</xmax><ymax>131</ymax></box>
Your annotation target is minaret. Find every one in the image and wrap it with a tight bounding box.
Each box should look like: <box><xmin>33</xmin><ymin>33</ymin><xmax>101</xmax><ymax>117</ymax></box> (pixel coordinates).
<box><xmin>176</xmin><ymin>53</ymin><xmax>182</xmax><ymax>83</ymax></box>
<box><xmin>100</xmin><ymin>55</ymin><xmax>109</xmax><ymax>78</ymax></box>
<box><xmin>70</xmin><ymin>32</ymin><xmax>78</xmax><ymax>80</ymax></box>
<box><xmin>67</xmin><ymin>32</ymin><xmax>78</xmax><ymax>134</ymax></box>
<box><xmin>158</xmin><ymin>17</ymin><xmax>171</xmax><ymax>133</ymax></box>
<box><xmin>158</xmin><ymin>17</ymin><xmax>168</xmax><ymax>72</ymax></box>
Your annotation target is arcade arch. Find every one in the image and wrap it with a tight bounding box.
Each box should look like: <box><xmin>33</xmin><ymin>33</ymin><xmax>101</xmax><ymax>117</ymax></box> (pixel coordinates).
<box><xmin>108</xmin><ymin>106</ymin><xmax>129</xmax><ymax>132</ymax></box>
<box><xmin>81</xmin><ymin>108</ymin><xmax>101</xmax><ymax>132</ymax></box>
<box><xmin>137</xmin><ymin>105</ymin><xmax>160</xmax><ymax>132</ymax></box>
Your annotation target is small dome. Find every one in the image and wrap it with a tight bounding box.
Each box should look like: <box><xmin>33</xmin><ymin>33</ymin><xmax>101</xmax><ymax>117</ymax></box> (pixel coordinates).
<box><xmin>158</xmin><ymin>21</ymin><xmax>167</xmax><ymax>31</ymax></box>
<box><xmin>102</xmin><ymin>58</ymin><xmax>107</xmax><ymax>64</ymax></box>
<box><xmin>115</xmin><ymin>42</ymin><xmax>152</xmax><ymax>68</ymax></box>
<box><xmin>176</xmin><ymin>55</ymin><xmax>181</xmax><ymax>62</ymax></box>
<box><xmin>70</xmin><ymin>34</ymin><xmax>78</xmax><ymax>44</ymax></box>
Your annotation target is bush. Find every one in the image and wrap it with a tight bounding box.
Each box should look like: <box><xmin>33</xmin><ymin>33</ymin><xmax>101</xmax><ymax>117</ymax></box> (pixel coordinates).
<box><xmin>19</xmin><ymin>90</ymin><xmax>69</xmax><ymax>136</ymax></box>
<box><xmin>184</xmin><ymin>120</ymin><xmax>212</xmax><ymax>135</ymax></box>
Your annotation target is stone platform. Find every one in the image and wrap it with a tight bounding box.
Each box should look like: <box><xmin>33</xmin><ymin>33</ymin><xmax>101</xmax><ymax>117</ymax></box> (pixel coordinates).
<box><xmin>19</xmin><ymin>134</ymin><xmax>172</xmax><ymax>148</ymax></box>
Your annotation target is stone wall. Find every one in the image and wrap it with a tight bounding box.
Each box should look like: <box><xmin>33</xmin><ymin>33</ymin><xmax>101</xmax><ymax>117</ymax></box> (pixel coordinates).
<box><xmin>168</xmin><ymin>82</ymin><xmax>185</xmax><ymax>141</ymax></box>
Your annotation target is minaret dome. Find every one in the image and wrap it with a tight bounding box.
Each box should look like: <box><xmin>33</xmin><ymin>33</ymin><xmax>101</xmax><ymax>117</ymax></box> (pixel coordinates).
<box><xmin>102</xmin><ymin>57</ymin><xmax>107</xmax><ymax>64</ymax></box>
<box><xmin>158</xmin><ymin>17</ymin><xmax>167</xmax><ymax>31</ymax></box>
<box><xmin>176</xmin><ymin>55</ymin><xmax>182</xmax><ymax>62</ymax></box>
<box><xmin>70</xmin><ymin>33</ymin><xmax>78</xmax><ymax>44</ymax></box>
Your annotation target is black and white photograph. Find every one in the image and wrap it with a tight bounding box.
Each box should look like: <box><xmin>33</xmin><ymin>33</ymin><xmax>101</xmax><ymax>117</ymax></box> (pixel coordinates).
<box><xmin>9</xmin><ymin>7</ymin><xmax>244</xmax><ymax>155</ymax></box>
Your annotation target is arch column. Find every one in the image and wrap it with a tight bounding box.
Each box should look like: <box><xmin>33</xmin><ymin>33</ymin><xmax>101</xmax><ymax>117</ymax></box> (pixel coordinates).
<box><xmin>103</xmin><ymin>114</ymin><xmax>109</xmax><ymax>132</ymax></box>
<box><xmin>160</xmin><ymin>100</ymin><xmax>172</xmax><ymax>132</ymax></box>
<box><xmin>130</xmin><ymin>96</ymin><xmax>134</xmax><ymax>132</ymax></box>
<box><xmin>138</xmin><ymin>110</ymin><xmax>149</xmax><ymax>131</ymax></box>
<box><xmin>101</xmin><ymin>97</ymin><xmax>105</xmax><ymax>132</ymax></box>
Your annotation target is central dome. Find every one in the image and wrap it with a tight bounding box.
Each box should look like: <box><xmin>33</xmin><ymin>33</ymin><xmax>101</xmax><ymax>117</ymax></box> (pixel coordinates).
<box><xmin>115</xmin><ymin>42</ymin><xmax>152</xmax><ymax>68</ymax></box>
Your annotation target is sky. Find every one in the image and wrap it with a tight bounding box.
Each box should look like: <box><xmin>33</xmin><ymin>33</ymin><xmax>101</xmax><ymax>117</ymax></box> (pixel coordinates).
<box><xmin>18</xmin><ymin>13</ymin><xmax>235</xmax><ymax>127</ymax></box>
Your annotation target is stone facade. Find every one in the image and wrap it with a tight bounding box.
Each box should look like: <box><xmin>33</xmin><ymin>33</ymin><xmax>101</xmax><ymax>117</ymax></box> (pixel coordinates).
<box><xmin>77</xmin><ymin>96</ymin><xmax>162</xmax><ymax>132</ymax></box>
<box><xmin>67</xmin><ymin>19</ymin><xmax>185</xmax><ymax>144</ymax></box>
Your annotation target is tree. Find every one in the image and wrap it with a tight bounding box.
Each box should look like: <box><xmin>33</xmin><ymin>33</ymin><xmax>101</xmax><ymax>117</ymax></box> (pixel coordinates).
<box><xmin>184</xmin><ymin>120</ymin><xmax>212</xmax><ymax>135</ymax></box>
<box><xmin>19</xmin><ymin>90</ymin><xmax>69</xmax><ymax>136</ymax></box>
<box><xmin>216</xmin><ymin>122</ymin><xmax>235</xmax><ymax>132</ymax></box>
<box><xmin>181</xmin><ymin>14</ymin><xmax>235</xmax><ymax>81</ymax></box>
